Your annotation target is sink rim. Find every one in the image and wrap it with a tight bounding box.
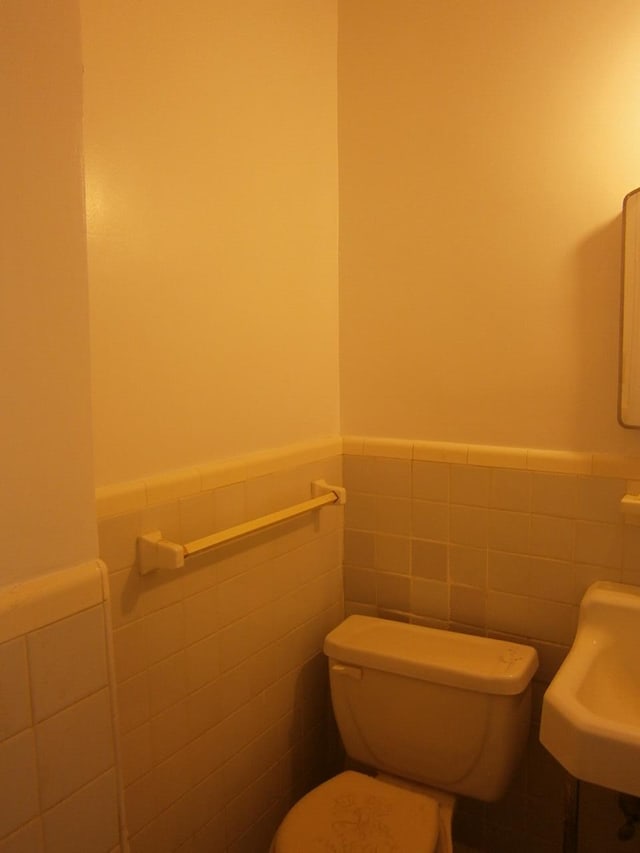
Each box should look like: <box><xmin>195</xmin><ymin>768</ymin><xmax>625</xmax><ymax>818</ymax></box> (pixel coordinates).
<box><xmin>540</xmin><ymin>581</ymin><xmax>640</xmax><ymax>797</ymax></box>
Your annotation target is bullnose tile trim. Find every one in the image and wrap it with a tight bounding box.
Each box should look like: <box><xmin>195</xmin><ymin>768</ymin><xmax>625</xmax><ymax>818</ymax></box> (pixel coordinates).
<box><xmin>413</xmin><ymin>440</ymin><xmax>469</xmax><ymax>463</ymax></box>
<box><xmin>527</xmin><ymin>450</ymin><xmax>592</xmax><ymax>475</ymax></box>
<box><xmin>364</xmin><ymin>437</ymin><xmax>413</xmax><ymax>459</ymax></box>
<box><xmin>0</xmin><ymin>560</ymin><xmax>105</xmax><ymax>644</ymax></box>
<box><xmin>469</xmin><ymin>445</ymin><xmax>527</xmax><ymax>469</ymax></box>
<box><xmin>95</xmin><ymin>435</ymin><xmax>343</xmax><ymax>519</ymax></box>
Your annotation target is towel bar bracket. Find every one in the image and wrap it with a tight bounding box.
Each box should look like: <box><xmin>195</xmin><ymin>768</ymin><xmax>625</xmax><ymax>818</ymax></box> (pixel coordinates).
<box><xmin>138</xmin><ymin>530</ymin><xmax>185</xmax><ymax>576</ymax></box>
<box><xmin>312</xmin><ymin>478</ymin><xmax>346</xmax><ymax>505</ymax></box>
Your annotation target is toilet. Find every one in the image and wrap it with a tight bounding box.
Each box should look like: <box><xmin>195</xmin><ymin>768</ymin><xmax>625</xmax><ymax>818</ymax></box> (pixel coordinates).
<box><xmin>271</xmin><ymin>614</ymin><xmax>538</xmax><ymax>852</ymax></box>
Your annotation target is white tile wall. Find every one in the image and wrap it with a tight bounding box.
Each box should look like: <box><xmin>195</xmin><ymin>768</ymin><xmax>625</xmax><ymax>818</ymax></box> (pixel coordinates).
<box><xmin>0</xmin><ymin>819</ymin><xmax>44</xmax><ymax>853</ymax></box>
<box><xmin>28</xmin><ymin>606</ymin><xmax>109</xmax><ymax>722</ymax></box>
<box><xmin>0</xmin><ymin>638</ymin><xmax>31</xmax><ymax>740</ymax></box>
<box><xmin>87</xmin><ymin>435</ymin><xmax>640</xmax><ymax>852</ymax></box>
<box><xmin>99</xmin><ymin>451</ymin><xmax>344</xmax><ymax>853</ymax></box>
<box><xmin>0</xmin><ymin>563</ymin><xmax>123</xmax><ymax>853</ymax></box>
<box><xmin>342</xmin><ymin>437</ymin><xmax>640</xmax><ymax>853</ymax></box>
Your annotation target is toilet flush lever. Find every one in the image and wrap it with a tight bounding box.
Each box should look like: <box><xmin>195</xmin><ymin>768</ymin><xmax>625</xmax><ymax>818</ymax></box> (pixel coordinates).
<box><xmin>331</xmin><ymin>663</ymin><xmax>363</xmax><ymax>680</ymax></box>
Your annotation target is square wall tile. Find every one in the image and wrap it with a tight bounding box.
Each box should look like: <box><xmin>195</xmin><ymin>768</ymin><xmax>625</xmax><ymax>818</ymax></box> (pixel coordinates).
<box><xmin>42</xmin><ymin>769</ymin><xmax>119</xmax><ymax>853</ymax></box>
<box><xmin>153</xmin><ymin>747</ymin><xmax>192</xmax><ymax>813</ymax></box>
<box><xmin>141</xmin><ymin>500</ymin><xmax>181</xmax><ymax>547</ymax></box>
<box><xmin>490</xmin><ymin>469</ymin><xmax>531</xmax><ymax>512</ymax></box>
<box><xmin>450</xmin><ymin>586</ymin><xmax>486</xmax><ymax>628</ymax></box>
<box><xmin>343</xmin><ymin>456</ymin><xmax>382</xmax><ymax>495</ymax></box>
<box><xmin>449</xmin><ymin>546</ymin><xmax>486</xmax><ymax>588</ymax></box>
<box><xmin>374</xmin><ymin>497</ymin><xmax>411</xmax><ymax>536</ymax></box>
<box><xmin>410</xmin><ymin>578</ymin><xmax>449</xmax><ymax>622</ymax></box>
<box><xmin>344</xmin><ymin>493</ymin><xmax>376</xmax><ymax>531</ymax></box>
<box><xmin>374</xmin><ymin>535</ymin><xmax>410</xmax><ymax>574</ymax></box>
<box><xmin>412</xmin><ymin>540</ymin><xmax>447</xmax><ymax>581</ymax></box>
<box><xmin>245</xmin><ymin>472</ymin><xmax>291</xmax><ymax>519</ymax></box>
<box><xmin>192</xmin><ymin>811</ymin><xmax>227</xmax><ymax>853</ymax></box>
<box><xmin>124</xmin><ymin>771</ymin><xmax>159</xmax><ymax>837</ymax></box>
<box><xmin>531</xmin><ymin>474</ymin><xmax>578</xmax><ymax>518</ymax></box>
<box><xmin>488</xmin><ymin>552</ymin><xmax>531</xmax><ymax>596</ymax></box>
<box><xmin>450</xmin><ymin>506</ymin><xmax>488</xmax><ymax>548</ymax></box>
<box><xmin>36</xmin><ymin>688</ymin><xmax>115</xmax><ymax>810</ymax></box>
<box><xmin>112</xmin><ymin>620</ymin><xmax>148</xmax><ymax>684</ymax></box>
<box><xmin>530</xmin><ymin>558</ymin><xmax>575</xmax><ymax>604</ymax></box>
<box><xmin>120</xmin><ymin>724</ymin><xmax>152</xmax><ymax>787</ymax></box>
<box><xmin>147</xmin><ymin>652</ymin><xmax>188</xmax><ymax>717</ymax></box>
<box><xmin>343</xmin><ymin>530</ymin><xmax>375</xmax><ymax>568</ymax></box>
<box><xmin>179</xmin><ymin>492</ymin><xmax>216</xmax><ymax>544</ymax></box>
<box><xmin>146</xmin><ymin>602</ymin><xmax>186</xmax><ymax>664</ymax></box>
<box><xmin>376</xmin><ymin>574</ymin><xmax>410</xmax><ymax>612</ymax></box>
<box><xmin>0</xmin><ymin>819</ymin><xmax>43</xmax><ymax>853</ymax></box>
<box><xmin>213</xmin><ymin>483</ymin><xmax>247</xmax><ymax>532</ymax></box>
<box><xmin>412</xmin><ymin>462</ymin><xmax>449</xmax><ymax>502</ymax></box>
<box><xmin>574</xmin><ymin>521</ymin><xmax>623</xmax><ymax>569</ymax></box>
<box><xmin>530</xmin><ymin>515</ymin><xmax>574</xmax><ymax>561</ymax></box>
<box><xmin>527</xmin><ymin>599</ymin><xmax>577</xmax><ymax>645</ymax></box>
<box><xmin>150</xmin><ymin>700</ymin><xmax>190</xmax><ymax>765</ymax></box>
<box><xmin>107</xmin><ymin>568</ymin><xmax>145</xmax><ymax>628</ymax></box>
<box><xmin>0</xmin><ymin>731</ymin><xmax>38</xmax><ymax>839</ymax></box>
<box><xmin>28</xmin><ymin>606</ymin><xmax>108</xmax><ymax>722</ymax></box>
<box><xmin>137</xmin><ymin>568</ymin><xmax>185</xmax><ymax>619</ymax></box>
<box><xmin>217</xmin><ymin>608</ymin><xmax>273</xmax><ymax>673</ymax></box>
<box><xmin>488</xmin><ymin>510</ymin><xmax>529</xmax><ymax>555</ymax></box>
<box><xmin>372</xmin><ymin>459</ymin><xmax>412</xmax><ymax>498</ymax></box>
<box><xmin>183</xmin><ymin>765</ymin><xmax>225</xmax><ymax>838</ymax></box>
<box><xmin>450</xmin><ymin>465</ymin><xmax>490</xmax><ymax>507</ymax></box>
<box><xmin>98</xmin><ymin>511</ymin><xmax>142</xmax><ymax>575</ymax></box>
<box><xmin>217</xmin><ymin>564</ymin><xmax>273</xmax><ymax>628</ymax></box>
<box><xmin>576</xmin><ymin>477</ymin><xmax>626</xmax><ymax>524</ymax></box>
<box><xmin>188</xmin><ymin>681</ymin><xmax>226</xmax><ymax>742</ymax></box>
<box><xmin>623</xmin><ymin>523</ymin><xmax>640</xmax><ymax>570</ymax></box>
<box><xmin>185</xmin><ymin>634</ymin><xmax>220</xmax><ymax>693</ymax></box>
<box><xmin>184</xmin><ymin>587</ymin><xmax>218</xmax><ymax>647</ymax></box>
<box><xmin>0</xmin><ymin>637</ymin><xmax>31</xmax><ymax>740</ymax></box>
<box><xmin>486</xmin><ymin>591</ymin><xmax>529</xmax><ymax>637</ymax></box>
<box><xmin>412</xmin><ymin>501</ymin><xmax>448</xmax><ymax>542</ymax></box>
<box><xmin>117</xmin><ymin>672</ymin><xmax>150</xmax><ymax>734</ymax></box>
<box><xmin>343</xmin><ymin>567</ymin><xmax>376</xmax><ymax>605</ymax></box>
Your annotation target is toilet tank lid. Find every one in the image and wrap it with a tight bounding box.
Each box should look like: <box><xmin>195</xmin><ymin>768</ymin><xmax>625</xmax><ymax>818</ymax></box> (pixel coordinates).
<box><xmin>324</xmin><ymin>616</ymin><xmax>538</xmax><ymax>695</ymax></box>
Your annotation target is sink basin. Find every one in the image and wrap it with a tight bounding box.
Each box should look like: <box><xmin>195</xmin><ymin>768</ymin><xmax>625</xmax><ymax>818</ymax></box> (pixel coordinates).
<box><xmin>540</xmin><ymin>581</ymin><xmax>640</xmax><ymax>796</ymax></box>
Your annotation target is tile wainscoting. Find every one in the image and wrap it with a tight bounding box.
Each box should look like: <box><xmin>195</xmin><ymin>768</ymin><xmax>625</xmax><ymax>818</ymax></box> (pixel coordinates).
<box><xmin>96</xmin><ymin>438</ymin><xmax>344</xmax><ymax>853</ymax></box>
<box><xmin>342</xmin><ymin>436</ymin><xmax>640</xmax><ymax>853</ymax></box>
<box><xmin>95</xmin><ymin>434</ymin><xmax>640</xmax><ymax>852</ymax></box>
<box><xmin>0</xmin><ymin>560</ymin><xmax>124</xmax><ymax>853</ymax></box>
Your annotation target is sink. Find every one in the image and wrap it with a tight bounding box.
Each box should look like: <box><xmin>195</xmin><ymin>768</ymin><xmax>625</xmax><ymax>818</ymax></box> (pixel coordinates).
<box><xmin>540</xmin><ymin>581</ymin><xmax>640</xmax><ymax>797</ymax></box>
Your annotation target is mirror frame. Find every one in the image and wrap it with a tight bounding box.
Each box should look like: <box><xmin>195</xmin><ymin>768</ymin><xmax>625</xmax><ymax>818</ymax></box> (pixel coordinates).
<box><xmin>619</xmin><ymin>187</ymin><xmax>640</xmax><ymax>428</ymax></box>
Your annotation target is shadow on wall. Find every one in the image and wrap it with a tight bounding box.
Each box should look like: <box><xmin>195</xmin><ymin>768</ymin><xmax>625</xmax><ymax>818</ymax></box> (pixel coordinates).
<box><xmin>572</xmin><ymin>214</ymin><xmax>624</xmax><ymax>450</ymax></box>
<box><xmin>288</xmin><ymin>653</ymin><xmax>344</xmax><ymax>807</ymax></box>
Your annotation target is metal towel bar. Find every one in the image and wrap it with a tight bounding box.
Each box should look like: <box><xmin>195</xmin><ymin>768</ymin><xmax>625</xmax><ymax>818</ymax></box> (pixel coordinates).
<box><xmin>137</xmin><ymin>479</ymin><xmax>346</xmax><ymax>575</ymax></box>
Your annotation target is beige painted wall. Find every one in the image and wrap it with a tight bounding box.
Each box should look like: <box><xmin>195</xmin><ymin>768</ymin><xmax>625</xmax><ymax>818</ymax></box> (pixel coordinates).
<box><xmin>0</xmin><ymin>1</ymin><xmax>97</xmax><ymax>583</ymax></box>
<box><xmin>339</xmin><ymin>0</ymin><xmax>640</xmax><ymax>454</ymax></box>
<box><xmin>82</xmin><ymin>0</ymin><xmax>340</xmax><ymax>487</ymax></box>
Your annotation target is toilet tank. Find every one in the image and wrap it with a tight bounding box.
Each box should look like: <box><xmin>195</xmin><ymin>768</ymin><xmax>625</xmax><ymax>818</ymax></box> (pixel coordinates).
<box><xmin>324</xmin><ymin>616</ymin><xmax>538</xmax><ymax>802</ymax></box>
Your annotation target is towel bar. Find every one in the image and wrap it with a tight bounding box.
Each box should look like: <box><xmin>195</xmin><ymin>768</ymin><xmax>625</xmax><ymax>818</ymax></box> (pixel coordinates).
<box><xmin>137</xmin><ymin>479</ymin><xmax>346</xmax><ymax>574</ymax></box>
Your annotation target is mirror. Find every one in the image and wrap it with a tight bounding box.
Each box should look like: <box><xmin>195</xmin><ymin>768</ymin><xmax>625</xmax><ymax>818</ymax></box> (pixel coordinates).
<box><xmin>620</xmin><ymin>187</ymin><xmax>640</xmax><ymax>427</ymax></box>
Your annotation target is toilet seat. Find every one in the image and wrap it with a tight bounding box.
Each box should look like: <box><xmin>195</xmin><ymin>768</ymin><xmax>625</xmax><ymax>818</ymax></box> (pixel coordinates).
<box><xmin>272</xmin><ymin>770</ymin><xmax>440</xmax><ymax>852</ymax></box>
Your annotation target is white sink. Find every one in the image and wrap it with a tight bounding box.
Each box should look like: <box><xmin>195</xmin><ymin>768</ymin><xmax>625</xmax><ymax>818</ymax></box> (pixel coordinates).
<box><xmin>540</xmin><ymin>581</ymin><xmax>640</xmax><ymax>796</ymax></box>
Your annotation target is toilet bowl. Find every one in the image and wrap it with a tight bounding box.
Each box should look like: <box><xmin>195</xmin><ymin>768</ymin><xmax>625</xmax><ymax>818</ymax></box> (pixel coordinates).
<box><xmin>270</xmin><ymin>615</ymin><xmax>538</xmax><ymax>852</ymax></box>
<box><xmin>270</xmin><ymin>770</ymin><xmax>444</xmax><ymax>853</ymax></box>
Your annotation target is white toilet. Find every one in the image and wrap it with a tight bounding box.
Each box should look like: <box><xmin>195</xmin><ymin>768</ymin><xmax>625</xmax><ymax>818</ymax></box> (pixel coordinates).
<box><xmin>271</xmin><ymin>614</ymin><xmax>538</xmax><ymax>852</ymax></box>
